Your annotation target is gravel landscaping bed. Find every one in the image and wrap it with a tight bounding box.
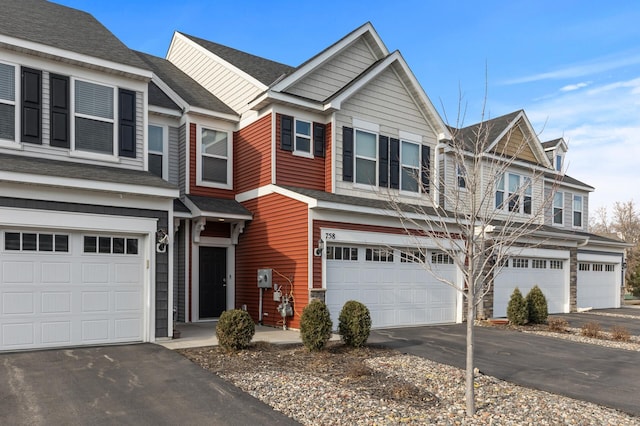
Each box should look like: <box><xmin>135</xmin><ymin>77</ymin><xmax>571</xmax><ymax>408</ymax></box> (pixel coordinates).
<box><xmin>180</xmin><ymin>337</ymin><xmax>639</xmax><ymax>425</ymax></box>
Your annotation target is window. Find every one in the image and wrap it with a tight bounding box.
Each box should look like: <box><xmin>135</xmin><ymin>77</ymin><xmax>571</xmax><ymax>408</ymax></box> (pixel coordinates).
<box><xmin>326</xmin><ymin>246</ymin><xmax>358</xmax><ymax>261</ymax></box>
<box><xmin>294</xmin><ymin>119</ymin><xmax>311</xmax><ymax>154</ymax></box>
<box><xmin>365</xmin><ymin>247</ymin><xmax>393</xmax><ymax>262</ymax></box>
<box><xmin>431</xmin><ymin>252</ymin><xmax>454</xmax><ymax>264</ymax></box>
<box><xmin>592</xmin><ymin>263</ymin><xmax>604</xmax><ymax>272</ymax></box>
<box><xmin>532</xmin><ymin>259</ymin><xmax>547</xmax><ymax>269</ymax></box>
<box><xmin>0</xmin><ymin>62</ymin><xmax>16</xmax><ymax>141</ymax></box>
<box><xmin>456</xmin><ymin>163</ymin><xmax>467</xmax><ymax>189</ymax></box>
<box><xmin>579</xmin><ymin>263</ymin><xmax>590</xmax><ymax>271</ymax></box>
<box><xmin>555</xmin><ymin>154</ymin><xmax>563</xmax><ymax>172</ymax></box>
<box><xmin>553</xmin><ymin>192</ymin><xmax>564</xmax><ymax>225</ymax></box>
<box><xmin>496</xmin><ymin>173</ymin><xmax>532</xmax><ymax>215</ymax></box>
<box><xmin>512</xmin><ymin>258</ymin><xmax>528</xmax><ymax>268</ymax></box>
<box><xmin>605</xmin><ymin>264</ymin><xmax>615</xmax><ymax>272</ymax></box>
<box><xmin>4</xmin><ymin>232</ymin><xmax>68</xmax><ymax>252</ymax></box>
<box><xmin>148</xmin><ymin>124</ymin><xmax>166</xmax><ymax>178</ymax></box>
<box><xmin>400</xmin><ymin>140</ymin><xmax>420</xmax><ymax>192</ymax></box>
<box><xmin>355</xmin><ymin>129</ymin><xmax>377</xmax><ymax>185</ymax></box>
<box><xmin>400</xmin><ymin>249</ymin><xmax>425</xmax><ymax>263</ymax></box>
<box><xmin>495</xmin><ymin>174</ymin><xmax>505</xmax><ymax>209</ymax></box>
<box><xmin>74</xmin><ymin>80</ymin><xmax>115</xmax><ymax>154</ymax></box>
<box><xmin>84</xmin><ymin>235</ymin><xmax>138</xmax><ymax>255</ymax></box>
<box><xmin>199</xmin><ymin>127</ymin><xmax>230</xmax><ymax>187</ymax></box>
<box><xmin>573</xmin><ymin>195</ymin><xmax>583</xmax><ymax>228</ymax></box>
<box><xmin>508</xmin><ymin>173</ymin><xmax>520</xmax><ymax>212</ymax></box>
<box><xmin>550</xmin><ymin>260</ymin><xmax>563</xmax><ymax>269</ymax></box>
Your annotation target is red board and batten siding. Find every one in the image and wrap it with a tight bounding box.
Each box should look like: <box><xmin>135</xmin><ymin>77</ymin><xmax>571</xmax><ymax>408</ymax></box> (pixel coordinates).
<box><xmin>236</xmin><ymin>193</ymin><xmax>310</xmax><ymax>329</ymax></box>
<box><xmin>234</xmin><ymin>114</ymin><xmax>273</xmax><ymax>194</ymax></box>
<box><xmin>189</xmin><ymin>123</ymin><xmax>235</xmax><ymax>199</ymax></box>
<box><xmin>275</xmin><ymin>113</ymin><xmax>327</xmax><ymax>191</ymax></box>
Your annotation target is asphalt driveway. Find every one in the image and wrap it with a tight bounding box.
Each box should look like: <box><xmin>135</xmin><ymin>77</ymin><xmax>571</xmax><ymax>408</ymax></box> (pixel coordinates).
<box><xmin>0</xmin><ymin>344</ymin><xmax>298</xmax><ymax>426</ymax></box>
<box><xmin>370</xmin><ymin>319</ymin><xmax>640</xmax><ymax>416</ymax></box>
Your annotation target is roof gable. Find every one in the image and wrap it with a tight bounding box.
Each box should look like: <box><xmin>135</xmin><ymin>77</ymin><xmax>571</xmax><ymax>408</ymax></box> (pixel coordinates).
<box><xmin>0</xmin><ymin>0</ymin><xmax>147</xmax><ymax>71</ymax></box>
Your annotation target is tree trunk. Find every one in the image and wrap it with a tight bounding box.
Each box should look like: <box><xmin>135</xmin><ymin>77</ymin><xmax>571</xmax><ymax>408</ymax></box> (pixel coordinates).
<box><xmin>465</xmin><ymin>295</ymin><xmax>476</xmax><ymax>416</ymax></box>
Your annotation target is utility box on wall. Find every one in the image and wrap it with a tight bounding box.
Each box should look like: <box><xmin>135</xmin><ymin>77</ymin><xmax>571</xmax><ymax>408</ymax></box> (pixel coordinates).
<box><xmin>257</xmin><ymin>269</ymin><xmax>272</xmax><ymax>288</ymax></box>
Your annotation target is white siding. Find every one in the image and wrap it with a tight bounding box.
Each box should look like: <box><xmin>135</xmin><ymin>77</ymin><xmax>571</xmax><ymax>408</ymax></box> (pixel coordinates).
<box><xmin>334</xmin><ymin>66</ymin><xmax>438</xmax><ymax>205</ymax></box>
<box><xmin>286</xmin><ymin>38</ymin><xmax>377</xmax><ymax>101</ymax></box>
<box><xmin>167</xmin><ymin>36</ymin><xmax>253</xmax><ymax>114</ymax></box>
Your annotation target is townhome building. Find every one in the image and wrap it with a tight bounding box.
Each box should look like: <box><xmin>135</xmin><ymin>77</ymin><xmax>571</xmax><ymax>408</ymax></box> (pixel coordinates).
<box><xmin>0</xmin><ymin>1</ymin><xmax>628</xmax><ymax>352</ymax></box>
<box><xmin>0</xmin><ymin>0</ymin><xmax>177</xmax><ymax>351</ymax></box>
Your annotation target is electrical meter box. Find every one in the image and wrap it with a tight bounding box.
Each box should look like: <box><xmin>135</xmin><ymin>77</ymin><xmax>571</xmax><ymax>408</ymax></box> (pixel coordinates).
<box><xmin>257</xmin><ymin>268</ymin><xmax>272</xmax><ymax>288</ymax></box>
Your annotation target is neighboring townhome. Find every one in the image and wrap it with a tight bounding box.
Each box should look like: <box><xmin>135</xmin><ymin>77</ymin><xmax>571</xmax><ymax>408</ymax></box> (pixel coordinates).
<box><xmin>133</xmin><ymin>50</ymin><xmax>252</xmax><ymax>325</ymax></box>
<box><xmin>0</xmin><ymin>0</ymin><xmax>178</xmax><ymax>351</ymax></box>
<box><xmin>446</xmin><ymin>110</ymin><xmax>628</xmax><ymax>318</ymax></box>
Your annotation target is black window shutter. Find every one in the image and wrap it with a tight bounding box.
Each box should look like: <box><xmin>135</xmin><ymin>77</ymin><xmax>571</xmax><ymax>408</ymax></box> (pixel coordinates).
<box><xmin>280</xmin><ymin>115</ymin><xmax>293</xmax><ymax>151</ymax></box>
<box><xmin>342</xmin><ymin>126</ymin><xmax>353</xmax><ymax>182</ymax></box>
<box><xmin>421</xmin><ymin>145</ymin><xmax>431</xmax><ymax>193</ymax></box>
<box><xmin>118</xmin><ymin>88</ymin><xmax>136</xmax><ymax>158</ymax></box>
<box><xmin>50</xmin><ymin>74</ymin><xmax>69</xmax><ymax>148</ymax></box>
<box><xmin>313</xmin><ymin>122</ymin><xmax>325</xmax><ymax>157</ymax></box>
<box><xmin>389</xmin><ymin>137</ymin><xmax>400</xmax><ymax>189</ymax></box>
<box><xmin>378</xmin><ymin>135</ymin><xmax>389</xmax><ymax>187</ymax></box>
<box><xmin>21</xmin><ymin>67</ymin><xmax>41</xmax><ymax>144</ymax></box>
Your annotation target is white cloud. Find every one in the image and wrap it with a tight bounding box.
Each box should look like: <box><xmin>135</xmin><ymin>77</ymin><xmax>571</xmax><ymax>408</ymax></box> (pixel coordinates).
<box><xmin>560</xmin><ymin>82</ymin><xmax>591</xmax><ymax>92</ymax></box>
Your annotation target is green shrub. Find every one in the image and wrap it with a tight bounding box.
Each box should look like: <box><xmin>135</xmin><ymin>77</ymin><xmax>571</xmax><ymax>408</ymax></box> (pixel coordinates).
<box><xmin>526</xmin><ymin>285</ymin><xmax>548</xmax><ymax>324</ymax></box>
<box><xmin>581</xmin><ymin>321</ymin><xmax>601</xmax><ymax>338</ymax></box>
<box><xmin>338</xmin><ymin>300</ymin><xmax>371</xmax><ymax>348</ymax></box>
<box><xmin>507</xmin><ymin>287</ymin><xmax>528</xmax><ymax>325</ymax></box>
<box><xmin>215</xmin><ymin>309</ymin><xmax>255</xmax><ymax>351</ymax></box>
<box><xmin>300</xmin><ymin>299</ymin><xmax>333</xmax><ymax>351</ymax></box>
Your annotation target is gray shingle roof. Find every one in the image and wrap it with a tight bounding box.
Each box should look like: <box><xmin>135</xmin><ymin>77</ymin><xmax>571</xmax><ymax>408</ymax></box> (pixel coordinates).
<box><xmin>545</xmin><ymin>172</ymin><xmax>594</xmax><ymax>190</ymax></box>
<box><xmin>134</xmin><ymin>51</ymin><xmax>237</xmax><ymax>116</ymax></box>
<box><xmin>453</xmin><ymin>110</ymin><xmax>523</xmax><ymax>152</ymax></box>
<box><xmin>0</xmin><ymin>0</ymin><xmax>147</xmax><ymax>70</ymax></box>
<box><xmin>186</xmin><ymin>195</ymin><xmax>252</xmax><ymax>217</ymax></box>
<box><xmin>0</xmin><ymin>153</ymin><xmax>176</xmax><ymax>190</ymax></box>
<box><xmin>149</xmin><ymin>81</ymin><xmax>180</xmax><ymax>111</ymax></box>
<box><xmin>541</xmin><ymin>138</ymin><xmax>563</xmax><ymax>150</ymax></box>
<box><xmin>180</xmin><ymin>33</ymin><xmax>294</xmax><ymax>86</ymax></box>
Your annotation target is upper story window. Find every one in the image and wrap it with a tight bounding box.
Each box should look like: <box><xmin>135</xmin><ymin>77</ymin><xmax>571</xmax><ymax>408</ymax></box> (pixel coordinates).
<box><xmin>198</xmin><ymin>126</ymin><xmax>231</xmax><ymax>188</ymax></box>
<box><xmin>496</xmin><ymin>173</ymin><xmax>532</xmax><ymax>215</ymax></box>
<box><xmin>355</xmin><ymin>129</ymin><xmax>377</xmax><ymax>185</ymax></box>
<box><xmin>74</xmin><ymin>80</ymin><xmax>115</xmax><ymax>154</ymax></box>
<box><xmin>555</xmin><ymin>154</ymin><xmax>563</xmax><ymax>172</ymax></box>
<box><xmin>401</xmin><ymin>140</ymin><xmax>420</xmax><ymax>192</ymax></box>
<box><xmin>295</xmin><ymin>119</ymin><xmax>311</xmax><ymax>155</ymax></box>
<box><xmin>553</xmin><ymin>192</ymin><xmax>564</xmax><ymax>225</ymax></box>
<box><xmin>456</xmin><ymin>163</ymin><xmax>467</xmax><ymax>189</ymax></box>
<box><xmin>148</xmin><ymin>124</ymin><xmax>166</xmax><ymax>179</ymax></box>
<box><xmin>573</xmin><ymin>195</ymin><xmax>583</xmax><ymax>228</ymax></box>
<box><xmin>0</xmin><ymin>62</ymin><xmax>16</xmax><ymax>142</ymax></box>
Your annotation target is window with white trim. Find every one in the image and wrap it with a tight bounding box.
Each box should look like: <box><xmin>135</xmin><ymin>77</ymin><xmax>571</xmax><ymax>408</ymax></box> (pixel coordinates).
<box><xmin>400</xmin><ymin>140</ymin><xmax>420</xmax><ymax>192</ymax></box>
<box><xmin>456</xmin><ymin>163</ymin><xmax>467</xmax><ymax>189</ymax></box>
<box><xmin>355</xmin><ymin>129</ymin><xmax>377</xmax><ymax>185</ymax></box>
<box><xmin>532</xmin><ymin>259</ymin><xmax>547</xmax><ymax>269</ymax></box>
<box><xmin>553</xmin><ymin>192</ymin><xmax>564</xmax><ymax>225</ymax></box>
<box><xmin>4</xmin><ymin>232</ymin><xmax>69</xmax><ymax>252</ymax></box>
<box><xmin>605</xmin><ymin>264</ymin><xmax>615</xmax><ymax>272</ymax></box>
<box><xmin>550</xmin><ymin>260</ymin><xmax>563</xmax><ymax>269</ymax></box>
<box><xmin>431</xmin><ymin>252</ymin><xmax>454</xmax><ymax>264</ymax></box>
<box><xmin>495</xmin><ymin>174</ymin><xmax>505</xmax><ymax>209</ymax></box>
<box><xmin>573</xmin><ymin>195</ymin><xmax>583</xmax><ymax>228</ymax></box>
<box><xmin>0</xmin><ymin>62</ymin><xmax>16</xmax><ymax>142</ymax></box>
<box><xmin>294</xmin><ymin>119</ymin><xmax>311</xmax><ymax>155</ymax></box>
<box><xmin>74</xmin><ymin>79</ymin><xmax>115</xmax><ymax>154</ymax></box>
<box><xmin>326</xmin><ymin>246</ymin><xmax>358</xmax><ymax>261</ymax></box>
<box><xmin>512</xmin><ymin>258</ymin><xmax>528</xmax><ymax>268</ymax></box>
<box><xmin>148</xmin><ymin>124</ymin><xmax>166</xmax><ymax>179</ymax></box>
<box><xmin>365</xmin><ymin>247</ymin><xmax>393</xmax><ymax>262</ymax></box>
<box><xmin>555</xmin><ymin>154</ymin><xmax>563</xmax><ymax>172</ymax></box>
<box><xmin>199</xmin><ymin>126</ymin><xmax>231</xmax><ymax>187</ymax></box>
<box><xmin>578</xmin><ymin>263</ymin><xmax>590</xmax><ymax>271</ymax></box>
<box><xmin>83</xmin><ymin>235</ymin><xmax>138</xmax><ymax>255</ymax></box>
<box><xmin>496</xmin><ymin>173</ymin><xmax>532</xmax><ymax>215</ymax></box>
<box><xmin>400</xmin><ymin>249</ymin><xmax>425</xmax><ymax>263</ymax></box>
<box><xmin>592</xmin><ymin>263</ymin><xmax>604</xmax><ymax>272</ymax></box>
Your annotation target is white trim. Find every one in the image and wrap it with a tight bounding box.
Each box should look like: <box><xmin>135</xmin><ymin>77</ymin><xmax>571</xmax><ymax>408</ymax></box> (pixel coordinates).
<box><xmin>320</xmin><ymin>227</ymin><xmax>459</xmax><ymax>251</ymax></box>
<box><xmin>71</xmin><ymin>77</ymin><xmax>118</xmax><ymax>157</ymax></box>
<box><xmin>577</xmin><ymin>252</ymin><xmax>622</xmax><ymax>263</ymax></box>
<box><xmin>191</xmin><ymin>239</ymin><xmax>234</xmax><ymax>322</ymax></box>
<box><xmin>553</xmin><ymin>191</ymin><xmax>564</xmax><ymax>226</ymax></box>
<box><xmin>271</xmin><ymin>112</ymin><xmax>277</xmax><ymax>184</ymax></box>
<box><xmin>352</xmin><ymin>118</ymin><xmax>379</xmax><ymax>133</ymax></box>
<box><xmin>148</xmin><ymin>122</ymin><xmax>169</xmax><ymax>179</ymax></box>
<box><xmin>572</xmin><ymin>194</ymin><xmax>584</xmax><ymax>229</ymax></box>
<box><xmin>195</xmin><ymin>124</ymin><xmax>233</xmax><ymax>190</ymax></box>
<box><xmin>399</xmin><ymin>130</ymin><xmax>421</xmax><ymax>143</ymax></box>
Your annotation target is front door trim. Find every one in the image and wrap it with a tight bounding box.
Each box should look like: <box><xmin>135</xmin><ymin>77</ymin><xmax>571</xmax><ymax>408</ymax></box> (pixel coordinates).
<box><xmin>191</xmin><ymin>237</ymin><xmax>235</xmax><ymax>322</ymax></box>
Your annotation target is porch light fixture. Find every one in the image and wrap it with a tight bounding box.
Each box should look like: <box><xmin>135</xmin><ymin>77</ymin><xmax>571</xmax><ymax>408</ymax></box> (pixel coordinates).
<box><xmin>156</xmin><ymin>229</ymin><xmax>169</xmax><ymax>253</ymax></box>
<box><xmin>313</xmin><ymin>239</ymin><xmax>324</xmax><ymax>257</ymax></box>
<box><xmin>622</xmin><ymin>261</ymin><xmax>627</xmax><ymax>270</ymax></box>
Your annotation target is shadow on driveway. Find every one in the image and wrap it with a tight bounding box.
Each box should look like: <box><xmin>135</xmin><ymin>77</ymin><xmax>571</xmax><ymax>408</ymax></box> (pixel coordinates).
<box><xmin>370</xmin><ymin>322</ymin><xmax>640</xmax><ymax>416</ymax></box>
<box><xmin>0</xmin><ymin>344</ymin><xmax>298</xmax><ymax>425</ymax></box>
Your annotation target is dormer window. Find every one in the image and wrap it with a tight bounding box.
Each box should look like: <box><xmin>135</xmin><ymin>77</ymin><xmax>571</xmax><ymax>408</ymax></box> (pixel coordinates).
<box><xmin>555</xmin><ymin>154</ymin><xmax>563</xmax><ymax>172</ymax></box>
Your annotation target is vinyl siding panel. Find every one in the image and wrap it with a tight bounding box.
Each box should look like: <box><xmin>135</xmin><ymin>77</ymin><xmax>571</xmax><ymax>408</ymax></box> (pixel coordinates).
<box><xmin>334</xmin><ymin>66</ymin><xmax>437</xmax><ymax>205</ymax></box>
<box><xmin>234</xmin><ymin>114</ymin><xmax>272</xmax><ymax>193</ymax></box>
<box><xmin>167</xmin><ymin>36</ymin><xmax>255</xmax><ymax>114</ymax></box>
<box><xmin>188</xmin><ymin>122</ymin><xmax>235</xmax><ymax>199</ymax></box>
<box><xmin>236</xmin><ymin>194</ymin><xmax>309</xmax><ymax>329</ymax></box>
<box><xmin>168</xmin><ymin>125</ymin><xmax>180</xmax><ymax>187</ymax></box>
<box><xmin>275</xmin><ymin>113</ymin><xmax>326</xmax><ymax>190</ymax></box>
<box><xmin>286</xmin><ymin>38</ymin><xmax>377</xmax><ymax>101</ymax></box>
<box><xmin>491</xmin><ymin>124</ymin><xmax>538</xmax><ymax>164</ymax></box>
<box><xmin>178</xmin><ymin>123</ymin><xmax>186</xmax><ymax>197</ymax></box>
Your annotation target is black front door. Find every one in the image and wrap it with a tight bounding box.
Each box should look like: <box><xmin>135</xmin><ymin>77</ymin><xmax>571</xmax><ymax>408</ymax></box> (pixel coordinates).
<box><xmin>199</xmin><ymin>247</ymin><xmax>227</xmax><ymax>318</ymax></box>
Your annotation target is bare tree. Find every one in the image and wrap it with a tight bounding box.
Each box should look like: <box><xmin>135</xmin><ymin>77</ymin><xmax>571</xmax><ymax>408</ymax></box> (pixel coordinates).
<box><xmin>385</xmin><ymin>110</ymin><xmax>560</xmax><ymax>416</ymax></box>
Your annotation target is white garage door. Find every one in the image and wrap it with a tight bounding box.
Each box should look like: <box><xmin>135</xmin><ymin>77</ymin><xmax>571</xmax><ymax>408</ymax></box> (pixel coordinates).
<box><xmin>325</xmin><ymin>245</ymin><xmax>458</xmax><ymax>329</ymax></box>
<box><xmin>577</xmin><ymin>262</ymin><xmax>619</xmax><ymax>309</ymax></box>
<box><xmin>494</xmin><ymin>258</ymin><xmax>567</xmax><ymax>318</ymax></box>
<box><xmin>1</xmin><ymin>230</ymin><xmax>145</xmax><ymax>351</ymax></box>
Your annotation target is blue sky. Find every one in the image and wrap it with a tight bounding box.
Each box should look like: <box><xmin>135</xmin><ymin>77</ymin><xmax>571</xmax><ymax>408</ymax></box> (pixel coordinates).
<box><xmin>56</xmin><ymin>0</ymin><xmax>640</xmax><ymax>213</ymax></box>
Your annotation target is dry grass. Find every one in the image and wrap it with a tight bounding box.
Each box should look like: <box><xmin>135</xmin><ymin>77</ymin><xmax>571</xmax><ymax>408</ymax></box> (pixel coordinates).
<box><xmin>547</xmin><ymin>318</ymin><xmax>569</xmax><ymax>332</ymax></box>
<box><xmin>611</xmin><ymin>325</ymin><xmax>631</xmax><ymax>342</ymax></box>
<box><xmin>581</xmin><ymin>321</ymin><xmax>602</xmax><ymax>338</ymax></box>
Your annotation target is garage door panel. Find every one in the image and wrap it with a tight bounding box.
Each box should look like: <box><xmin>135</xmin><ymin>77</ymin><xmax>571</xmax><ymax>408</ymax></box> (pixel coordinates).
<box><xmin>41</xmin><ymin>321</ymin><xmax>71</xmax><ymax>344</ymax></box>
<box><xmin>2</xmin><ymin>322</ymin><xmax>34</xmax><ymax>346</ymax></box>
<box><xmin>115</xmin><ymin>291</ymin><xmax>141</xmax><ymax>311</ymax></box>
<box><xmin>82</xmin><ymin>291</ymin><xmax>109</xmax><ymax>312</ymax></box>
<box><xmin>41</xmin><ymin>263</ymin><xmax>71</xmax><ymax>283</ymax></box>
<box><xmin>115</xmin><ymin>318</ymin><xmax>142</xmax><ymax>339</ymax></box>
<box><xmin>82</xmin><ymin>263</ymin><xmax>109</xmax><ymax>283</ymax></box>
<box><xmin>115</xmin><ymin>263</ymin><xmax>141</xmax><ymax>283</ymax></box>
<box><xmin>82</xmin><ymin>319</ymin><xmax>110</xmax><ymax>341</ymax></box>
<box><xmin>577</xmin><ymin>268</ymin><xmax>617</xmax><ymax>309</ymax></box>
<box><xmin>42</xmin><ymin>292</ymin><xmax>71</xmax><ymax>313</ymax></box>
<box><xmin>3</xmin><ymin>261</ymin><xmax>34</xmax><ymax>283</ymax></box>
<box><xmin>3</xmin><ymin>292</ymin><xmax>34</xmax><ymax>315</ymax></box>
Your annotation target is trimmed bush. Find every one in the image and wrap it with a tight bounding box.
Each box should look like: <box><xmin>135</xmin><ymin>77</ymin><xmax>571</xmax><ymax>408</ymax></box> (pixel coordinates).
<box><xmin>338</xmin><ymin>300</ymin><xmax>372</xmax><ymax>348</ymax></box>
<box><xmin>507</xmin><ymin>287</ymin><xmax>528</xmax><ymax>325</ymax></box>
<box><xmin>216</xmin><ymin>309</ymin><xmax>255</xmax><ymax>351</ymax></box>
<box><xmin>581</xmin><ymin>321</ymin><xmax>601</xmax><ymax>338</ymax></box>
<box><xmin>526</xmin><ymin>285</ymin><xmax>548</xmax><ymax>324</ymax></box>
<box><xmin>300</xmin><ymin>299</ymin><xmax>333</xmax><ymax>351</ymax></box>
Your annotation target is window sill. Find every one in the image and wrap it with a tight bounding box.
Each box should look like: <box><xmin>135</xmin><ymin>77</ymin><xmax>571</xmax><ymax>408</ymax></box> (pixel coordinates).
<box><xmin>196</xmin><ymin>178</ymin><xmax>233</xmax><ymax>191</ymax></box>
<box><xmin>293</xmin><ymin>150</ymin><xmax>313</xmax><ymax>159</ymax></box>
<box><xmin>70</xmin><ymin>150</ymin><xmax>121</xmax><ymax>163</ymax></box>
